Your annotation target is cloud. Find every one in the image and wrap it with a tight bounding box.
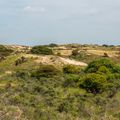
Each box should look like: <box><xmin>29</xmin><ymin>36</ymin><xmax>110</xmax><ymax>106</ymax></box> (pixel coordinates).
<box><xmin>24</xmin><ymin>6</ymin><xmax>32</xmax><ymax>11</ymax></box>
<box><xmin>40</xmin><ymin>7</ymin><xmax>46</xmax><ymax>12</ymax></box>
<box><xmin>23</xmin><ymin>6</ymin><xmax>46</xmax><ymax>13</ymax></box>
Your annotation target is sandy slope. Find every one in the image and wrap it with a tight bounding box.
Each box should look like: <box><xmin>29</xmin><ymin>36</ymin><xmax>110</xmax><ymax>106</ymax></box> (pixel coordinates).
<box><xmin>26</xmin><ymin>54</ymin><xmax>87</xmax><ymax>66</ymax></box>
<box><xmin>59</xmin><ymin>57</ymin><xmax>87</xmax><ymax>66</ymax></box>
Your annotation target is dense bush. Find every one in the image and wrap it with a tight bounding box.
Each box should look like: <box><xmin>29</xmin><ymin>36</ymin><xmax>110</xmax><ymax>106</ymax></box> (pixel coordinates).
<box><xmin>31</xmin><ymin>45</ymin><xmax>53</xmax><ymax>55</ymax></box>
<box><xmin>79</xmin><ymin>73</ymin><xmax>107</xmax><ymax>94</ymax></box>
<box><xmin>63</xmin><ymin>65</ymin><xmax>81</xmax><ymax>74</ymax></box>
<box><xmin>0</xmin><ymin>45</ymin><xmax>13</xmax><ymax>57</ymax></box>
<box><xmin>81</xmin><ymin>59</ymin><xmax>120</xmax><ymax>94</ymax></box>
<box><xmin>31</xmin><ymin>65</ymin><xmax>61</xmax><ymax>78</ymax></box>
<box><xmin>85</xmin><ymin>58</ymin><xmax>120</xmax><ymax>74</ymax></box>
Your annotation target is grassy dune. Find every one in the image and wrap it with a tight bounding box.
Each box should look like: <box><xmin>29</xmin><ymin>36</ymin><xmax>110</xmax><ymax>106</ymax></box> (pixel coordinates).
<box><xmin>0</xmin><ymin>44</ymin><xmax>120</xmax><ymax>120</ymax></box>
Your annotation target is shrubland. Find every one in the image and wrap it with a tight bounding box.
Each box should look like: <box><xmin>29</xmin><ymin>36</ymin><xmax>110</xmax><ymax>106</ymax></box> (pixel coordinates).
<box><xmin>0</xmin><ymin>44</ymin><xmax>120</xmax><ymax>119</ymax></box>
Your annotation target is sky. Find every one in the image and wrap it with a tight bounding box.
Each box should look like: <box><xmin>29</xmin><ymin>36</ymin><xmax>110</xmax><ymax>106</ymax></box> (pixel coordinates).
<box><xmin>0</xmin><ymin>0</ymin><xmax>120</xmax><ymax>45</ymax></box>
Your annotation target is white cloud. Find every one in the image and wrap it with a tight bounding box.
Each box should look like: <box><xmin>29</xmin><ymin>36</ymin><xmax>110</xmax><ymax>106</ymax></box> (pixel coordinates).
<box><xmin>40</xmin><ymin>7</ymin><xmax>46</xmax><ymax>12</ymax></box>
<box><xmin>24</xmin><ymin>6</ymin><xmax>33</xmax><ymax>11</ymax></box>
<box><xmin>23</xmin><ymin>6</ymin><xmax>46</xmax><ymax>13</ymax></box>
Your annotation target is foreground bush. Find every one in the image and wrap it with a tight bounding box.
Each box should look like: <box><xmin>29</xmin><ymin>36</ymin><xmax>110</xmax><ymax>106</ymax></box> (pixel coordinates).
<box><xmin>31</xmin><ymin>45</ymin><xmax>53</xmax><ymax>55</ymax></box>
<box><xmin>85</xmin><ymin>58</ymin><xmax>120</xmax><ymax>74</ymax></box>
<box><xmin>79</xmin><ymin>73</ymin><xmax>107</xmax><ymax>94</ymax></box>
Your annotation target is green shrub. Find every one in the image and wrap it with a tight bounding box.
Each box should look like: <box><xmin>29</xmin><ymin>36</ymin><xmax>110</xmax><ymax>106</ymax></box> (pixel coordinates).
<box><xmin>85</xmin><ymin>58</ymin><xmax>120</xmax><ymax>74</ymax></box>
<box><xmin>97</xmin><ymin>66</ymin><xmax>110</xmax><ymax>74</ymax></box>
<box><xmin>31</xmin><ymin>45</ymin><xmax>53</xmax><ymax>55</ymax></box>
<box><xmin>31</xmin><ymin>65</ymin><xmax>61</xmax><ymax>78</ymax></box>
<box><xmin>48</xmin><ymin>43</ymin><xmax>58</xmax><ymax>47</ymax></box>
<box><xmin>107</xmin><ymin>73</ymin><xmax>120</xmax><ymax>81</ymax></box>
<box><xmin>63</xmin><ymin>65</ymin><xmax>81</xmax><ymax>74</ymax></box>
<box><xmin>79</xmin><ymin>73</ymin><xmax>107</xmax><ymax>94</ymax></box>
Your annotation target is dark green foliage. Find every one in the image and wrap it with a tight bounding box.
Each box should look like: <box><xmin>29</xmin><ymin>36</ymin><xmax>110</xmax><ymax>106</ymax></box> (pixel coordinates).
<box><xmin>79</xmin><ymin>73</ymin><xmax>107</xmax><ymax>94</ymax></box>
<box><xmin>48</xmin><ymin>43</ymin><xmax>58</xmax><ymax>47</ymax></box>
<box><xmin>15</xmin><ymin>56</ymin><xmax>27</xmax><ymax>66</ymax></box>
<box><xmin>102</xmin><ymin>44</ymin><xmax>109</xmax><ymax>47</ymax></box>
<box><xmin>31</xmin><ymin>65</ymin><xmax>61</xmax><ymax>78</ymax></box>
<box><xmin>0</xmin><ymin>45</ymin><xmax>13</xmax><ymax>57</ymax></box>
<box><xmin>72</xmin><ymin>49</ymin><xmax>79</xmax><ymax>56</ymax></box>
<box><xmin>80</xmin><ymin>59</ymin><xmax>120</xmax><ymax>94</ymax></box>
<box><xmin>31</xmin><ymin>45</ymin><xmax>53</xmax><ymax>55</ymax></box>
<box><xmin>85</xmin><ymin>58</ymin><xmax>120</xmax><ymax>74</ymax></box>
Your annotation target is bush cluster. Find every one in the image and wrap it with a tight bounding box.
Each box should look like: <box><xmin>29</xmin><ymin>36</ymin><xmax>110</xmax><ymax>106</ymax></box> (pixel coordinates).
<box><xmin>79</xmin><ymin>59</ymin><xmax>120</xmax><ymax>94</ymax></box>
<box><xmin>31</xmin><ymin>45</ymin><xmax>53</xmax><ymax>55</ymax></box>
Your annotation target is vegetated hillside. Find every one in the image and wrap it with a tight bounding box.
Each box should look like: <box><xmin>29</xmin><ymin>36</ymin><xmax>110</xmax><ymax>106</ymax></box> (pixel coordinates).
<box><xmin>0</xmin><ymin>44</ymin><xmax>120</xmax><ymax>120</ymax></box>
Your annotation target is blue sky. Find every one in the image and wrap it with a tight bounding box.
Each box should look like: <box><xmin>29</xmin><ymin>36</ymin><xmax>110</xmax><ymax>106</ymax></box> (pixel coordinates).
<box><xmin>0</xmin><ymin>0</ymin><xmax>120</xmax><ymax>45</ymax></box>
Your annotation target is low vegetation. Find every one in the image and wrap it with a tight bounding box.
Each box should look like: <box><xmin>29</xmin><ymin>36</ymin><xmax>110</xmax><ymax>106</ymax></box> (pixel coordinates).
<box><xmin>0</xmin><ymin>45</ymin><xmax>13</xmax><ymax>57</ymax></box>
<box><xmin>0</xmin><ymin>44</ymin><xmax>120</xmax><ymax>119</ymax></box>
